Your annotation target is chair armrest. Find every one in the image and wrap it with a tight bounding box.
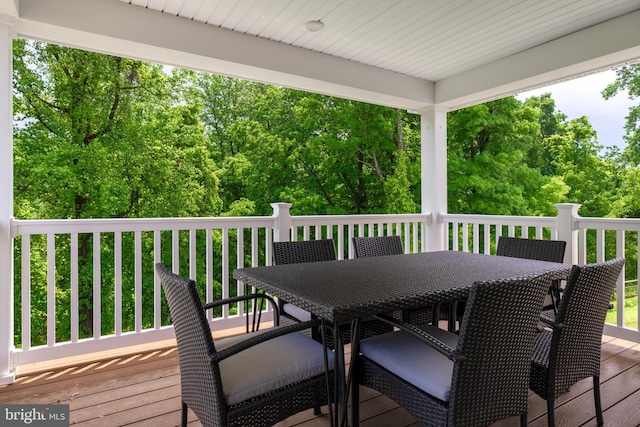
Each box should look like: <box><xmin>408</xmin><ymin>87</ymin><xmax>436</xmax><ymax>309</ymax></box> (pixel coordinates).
<box><xmin>168</xmin><ymin>294</ymin><xmax>280</xmax><ymax>326</ymax></box>
<box><xmin>203</xmin><ymin>293</ymin><xmax>279</xmax><ymax>318</ymax></box>
<box><xmin>539</xmin><ymin>311</ymin><xmax>564</xmax><ymax>330</ymax></box>
<box><xmin>373</xmin><ymin>314</ymin><xmax>461</xmax><ymax>362</ymax></box>
<box><xmin>213</xmin><ymin>319</ymin><xmax>327</xmax><ymax>362</ymax></box>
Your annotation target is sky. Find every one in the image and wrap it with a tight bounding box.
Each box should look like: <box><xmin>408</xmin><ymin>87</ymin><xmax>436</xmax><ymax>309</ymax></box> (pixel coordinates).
<box><xmin>517</xmin><ymin>69</ymin><xmax>635</xmax><ymax>152</ymax></box>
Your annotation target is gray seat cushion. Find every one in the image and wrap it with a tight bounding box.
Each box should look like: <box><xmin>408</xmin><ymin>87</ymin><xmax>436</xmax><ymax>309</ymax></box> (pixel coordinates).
<box><xmin>283</xmin><ymin>303</ymin><xmax>382</xmax><ymax>324</ymax></box>
<box><xmin>216</xmin><ymin>328</ymin><xmax>334</xmax><ymax>405</ymax></box>
<box><xmin>283</xmin><ymin>303</ymin><xmax>312</xmax><ymax>321</ymax></box>
<box><xmin>359</xmin><ymin>325</ymin><xmax>458</xmax><ymax>402</ymax></box>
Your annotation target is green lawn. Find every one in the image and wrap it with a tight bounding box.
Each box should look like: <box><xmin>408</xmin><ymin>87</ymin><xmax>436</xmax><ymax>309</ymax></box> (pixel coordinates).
<box><xmin>606</xmin><ymin>295</ymin><xmax>638</xmax><ymax>329</ymax></box>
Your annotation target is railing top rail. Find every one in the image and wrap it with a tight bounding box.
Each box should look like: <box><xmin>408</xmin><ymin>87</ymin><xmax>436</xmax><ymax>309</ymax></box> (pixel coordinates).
<box><xmin>576</xmin><ymin>216</ymin><xmax>640</xmax><ymax>232</ymax></box>
<box><xmin>290</xmin><ymin>212</ymin><xmax>432</xmax><ymax>227</ymax></box>
<box><xmin>441</xmin><ymin>213</ymin><xmax>557</xmax><ymax>227</ymax></box>
<box><xmin>11</xmin><ymin>215</ymin><xmax>276</xmax><ymax>237</ymax></box>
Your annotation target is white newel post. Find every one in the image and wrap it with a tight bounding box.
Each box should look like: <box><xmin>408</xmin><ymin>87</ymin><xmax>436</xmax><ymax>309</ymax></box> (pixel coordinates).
<box><xmin>421</xmin><ymin>107</ymin><xmax>448</xmax><ymax>252</ymax></box>
<box><xmin>0</xmin><ymin>17</ymin><xmax>15</xmax><ymax>385</ymax></box>
<box><xmin>556</xmin><ymin>203</ymin><xmax>581</xmax><ymax>264</ymax></box>
<box><xmin>271</xmin><ymin>202</ymin><xmax>293</xmax><ymax>243</ymax></box>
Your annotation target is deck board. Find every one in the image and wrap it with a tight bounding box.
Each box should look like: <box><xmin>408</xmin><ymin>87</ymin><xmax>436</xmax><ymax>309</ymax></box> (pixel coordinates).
<box><xmin>1</xmin><ymin>335</ymin><xmax>639</xmax><ymax>427</ymax></box>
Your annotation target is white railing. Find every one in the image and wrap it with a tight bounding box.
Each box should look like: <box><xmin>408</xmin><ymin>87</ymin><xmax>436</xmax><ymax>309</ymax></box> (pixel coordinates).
<box><xmin>443</xmin><ymin>213</ymin><xmax>559</xmax><ymax>254</ymax></box>
<box><xmin>9</xmin><ymin>205</ymin><xmax>431</xmax><ymax>368</ymax></box>
<box><xmin>441</xmin><ymin>208</ymin><xmax>640</xmax><ymax>343</ymax></box>
<box><xmin>575</xmin><ymin>216</ymin><xmax>640</xmax><ymax>342</ymax></box>
<box><xmin>7</xmin><ymin>202</ymin><xmax>640</xmax><ymax>376</ymax></box>
<box><xmin>11</xmin><ymin>215</ymin><xmax>277</xmax><ymax>365</ymax></box>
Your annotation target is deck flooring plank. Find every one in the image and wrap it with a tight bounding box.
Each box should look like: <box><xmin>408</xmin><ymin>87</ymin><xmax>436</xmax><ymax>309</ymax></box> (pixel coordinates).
<box><xmin>0</xmin><ymin>335</ymin><xmax>638</xmax><ymax>427</ymax></box>
<box><xmin>72</xmin><ymin>396</ymin><xmax>182</xmax><ymax>426</ymax></box>
<box><xmin>527</xmin><ymin>356</ymin><xmax>640</xmax><ymax>427</ymax></box>
<box><xmin>525</xmin><ymin>341</ymin><xmax>640</xmax><ymax>421</ymax></box>
<box><xmin>70</xmin><ymin>384</ymin><xmax>181</xmax><ymax>423</ymax></box>
<box><xmin>1</xmin><ymin>360</ymin><xmax>180</xmax><ymax>404</ymax></box>
<box><xmin>591</xmin><ymin>389</ymin><xmax>640</xmax><ymax>427</ymax></box>
<box><xmin>5</xmin><ymin>347</ymin><xmax>179</xmax><ymax>390</ymax></box>
<box><xmin>357</xmin><ymin>406</ymin><xmax>416</xmax><ymax>427</ymax></box>
<box><xmin>65</xmin><ymin>374</ymin><xmax>180</xmax><ymax>411</ymax></box>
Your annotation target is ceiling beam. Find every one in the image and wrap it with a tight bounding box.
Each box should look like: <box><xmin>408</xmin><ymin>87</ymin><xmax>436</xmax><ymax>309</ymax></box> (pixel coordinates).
<box><xmin>0</xmin><ymin>0</ymin><xmax>17</xmax><ymax>18</ymax></box>
<box><xmin>14</xmin><ymin>0</ymin><xmax>434</xmax><ymax>111</ymax></box>
<box><xmin>436</xmin><ymin>9</ymin><xmax>640</xmax><ymax>110</ymax></box>
<box><xmin>9</xmin><ymin>0</ymin><xmax>640</xmax><ymax>113</ymax></box>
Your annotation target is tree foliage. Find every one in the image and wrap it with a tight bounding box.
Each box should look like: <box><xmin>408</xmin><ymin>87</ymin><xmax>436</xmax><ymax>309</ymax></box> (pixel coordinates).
<box><xmin>13</xmin><ymin>40</ymin><xmax>640</xmax><ymax>345</ymax></box>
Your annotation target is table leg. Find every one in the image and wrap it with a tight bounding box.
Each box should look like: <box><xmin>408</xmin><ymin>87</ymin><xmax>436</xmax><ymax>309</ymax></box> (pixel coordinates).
<box><xmin>320</xmin><ymin>320</ymin><xmax>334</xmax><ymax>427</ymax></box>
<box><xmin>333</xmin><ymin>320</ymin><xmax>344</xmax><ymax>427</ymax></box>
<box><xmin>330</xmin><ymin>318</ymin><xmax>362</xmax><ymax>427</ymax></box>
<box><xmin>349</xmin><ymin>319</ymin><xmax>361</xmax><ymax>427</ymax></box>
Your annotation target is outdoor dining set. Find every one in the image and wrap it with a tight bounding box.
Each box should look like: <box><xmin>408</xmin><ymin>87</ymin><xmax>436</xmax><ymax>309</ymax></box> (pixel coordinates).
<box><xmin>155</xmin><ymin>235</ymin><xmax>625</xmax><ymax>427</ymax></box>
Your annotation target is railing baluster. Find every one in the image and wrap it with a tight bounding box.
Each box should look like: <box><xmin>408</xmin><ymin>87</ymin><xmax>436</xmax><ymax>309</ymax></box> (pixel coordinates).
<box><xmin>237</xmin><ymin>228</ymin><xmax>244</xmax><ymax>316</ymax></box>
<box><xmin>222</xmin><ymin>228</ymin><xmax>229</xmax><ymax>319</ymax></box>
<box><xmin>93</xmin><ymin>232</ymin><xmax>101</xmax><ymax>340</ymax></box>
<box><xmin>266</xmin><ymin>226</ymin><xmax>273</xmax><ymax>266</ymax></box>
<box><xmin>411</xmin><ymin>222</ymin><xmax>418</xmax><ymax>253</ymax></box>
<box><xmin>47</xmin><ymin>234</ymin><xmax>56</xmax><ymax>346</ymax></box>
<box><xmin>637</xmin><ymin>234</ymin><xmax>640</xmax><ymax>332</ymax></box>
<box><xmin>337</xmin><ymin>225</ymin><xmax>344</xmax><ymax>260</ymax></box>
<box><xmin>596</xmin><ymin>229</ymin><xmax>605</xmax><ymax>263</ymax></box>
<box><xmin>205</xmin><ymin>228</ymin><xmax>214</xmax><ymax>316</ymax></box>
<box><xmin>153</xmin><ymin>230</ymin><xmax>161</xmax><ymax>328</ymax></box>
<box><xmin>171</xmin><ymin>229</ymin><xmax>179</xmax><ymax>274</ymax></box>
<box><xmin>483</xmin><ymin>223</ymin><xmax>491</xmax><ymax>254</ymax></box>
<box><xmin>189</xmin><ymin>229</ymin><xmax>197</xmax><ymax>281</ymax></box>
<box><xmin>115</xmin><ymin>232</ymin><xmax>122</xmax><ymax>336</ymax></box>
<box><xmin>578</xmin><ymin>228</ymin><xmax>587</xmax><ymax>264</ymax></box>
<box><xmin>617</xmin><ymin>230</ymin><xmax>625</xmax><ymax>328</ymax></box>
<box><xmin>71</xmin><ymin>233</ymin><xmax>78</xmax><ymax>342</ymax></box>
<box><xmin>21</xmin><ymin>236</ymin><xmax>31</xmax><ymax>351</ymax></box>
<box><xmin>251</xmin><ymin>227</ymin><xmax>259</xmax><ymax>268</ymax></box>
<box><xmin>134</xmin><ymin>231</ymin><xmax>142</xmax><ymax>334</ymax></box>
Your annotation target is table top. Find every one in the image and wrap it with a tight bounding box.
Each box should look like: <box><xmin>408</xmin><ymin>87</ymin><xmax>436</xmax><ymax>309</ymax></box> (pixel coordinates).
<box><xmin>233</xmin><ymin>250</ymin><xmax>572</xmax><ymax>323</ymax></box>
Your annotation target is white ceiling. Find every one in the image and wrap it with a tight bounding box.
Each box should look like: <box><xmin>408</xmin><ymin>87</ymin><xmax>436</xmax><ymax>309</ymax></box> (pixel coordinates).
<box><xmin>118</xmin><ymin>0</ymin><xmax>640</xmax><ymax>82</ymax></box>
<box><xmin>3</xmin><ymin>0</ymin><xmax>640</xmax><ymax>110</ymax></box>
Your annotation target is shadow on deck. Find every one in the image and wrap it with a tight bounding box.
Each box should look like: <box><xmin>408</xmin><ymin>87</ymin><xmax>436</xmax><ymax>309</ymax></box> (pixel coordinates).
<box><xmin>1</xmin><ymin>334</ymin><xmax>639</xmax><ymax>426</ymax></box>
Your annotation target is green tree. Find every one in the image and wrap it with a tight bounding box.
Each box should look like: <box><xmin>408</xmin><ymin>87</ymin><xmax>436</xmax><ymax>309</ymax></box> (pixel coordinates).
<box><xmin>13</xmin><ymin>40</ymin><xmax>222</xmax><ymax>343</ymax></box>
<box><xmin>194</xmin><ymin>74</ymin><xmax>421</xmax><ymax>215</ymax></box>
<box><xmin>447</xmin><ymin>97</ymin><xmax>565</xmax><ymax>216</ymax></box>
<box><xmin>603</xmin><ymin>64</ymin><xmax>640</xmax><ymax>219</ymax></box>
<box><xmin>603</xmin><ymin>64</ymin><xmax>640</xmax><ymax>166</ymax></box>
<box><xmin>546</xmin><ymin>116</ymin><xmax>619</xmax><ymax>218</ymax></box>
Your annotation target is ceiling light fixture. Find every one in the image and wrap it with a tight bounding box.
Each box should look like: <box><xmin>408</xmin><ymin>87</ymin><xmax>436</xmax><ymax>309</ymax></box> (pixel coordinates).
<box><xmin>305</xmin><ymin>20</ymin><xmax>324</xmax><ymax>32</ymax></box>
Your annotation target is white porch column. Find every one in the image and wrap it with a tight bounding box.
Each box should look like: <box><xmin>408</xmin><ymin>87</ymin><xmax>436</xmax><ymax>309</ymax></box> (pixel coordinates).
<box><xmin>271</xmin><ymin>202</ymin><xmax>292</xmax><ymax>243</ymax></box>
<box><xmin>556</xmin><ymin>203</ymin><xmax>581</xmax><ymax>264</ymax></box>
<box><xmin>0</xmin><ymin>16</ymin><xmax>15</xmax><ymax>385</ymax></box>
<box><xmin>420</xmin><ymin>106</ymin><xmax>448</xmax><ymax>252</ymax></box>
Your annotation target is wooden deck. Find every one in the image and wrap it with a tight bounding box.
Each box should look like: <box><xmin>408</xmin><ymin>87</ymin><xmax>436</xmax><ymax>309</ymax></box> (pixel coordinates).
<box><xmin>1</xmin><ymin>333</ymin><xmax>639</xmax><ymax>427</ymax></box>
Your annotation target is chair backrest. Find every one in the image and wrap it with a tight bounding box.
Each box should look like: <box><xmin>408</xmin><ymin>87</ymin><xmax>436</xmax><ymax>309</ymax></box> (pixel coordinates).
<box><xmin>352</xmin><ymin>236</ymin><xmax>404</xmax><ymax>258</ymax></box>
<box><xmin>155</xmin><ymin>263</ymin><xmax>226</xmax><ymax>426</ymax></box>
<box><xmin>496</xmin><ymin>236</ymin><xmax>566</xmax><ymax>263</ymax></box>
<box><xmin>272</xmin><ymin>239</ymin><xmax>337</xmax><ymax>265</ymax></box>
<box><xmin>448</xmin><ymin>273</ymin><xmax>553</xmax><ymax>426</ymax></box>
<box><xmin>549</xmin><ymin>258</ymin><xmax>625</xmax><ymax>394</ymax></box>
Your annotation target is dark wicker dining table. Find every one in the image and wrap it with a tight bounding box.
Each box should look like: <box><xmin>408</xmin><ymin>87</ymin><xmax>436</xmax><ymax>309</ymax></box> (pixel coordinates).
<box><xmin>233</xmin><ymin>250</ymin><xmax>572</xmax><ymax>426</ymax></box>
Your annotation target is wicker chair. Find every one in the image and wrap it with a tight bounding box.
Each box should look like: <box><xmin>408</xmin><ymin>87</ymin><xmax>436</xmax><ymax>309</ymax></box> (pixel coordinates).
<box><xmin>530</xmin><ymin>258</ymin><xmax>625</xmax><ymax>427</ymax></box>
<box><xmin>352</xmin><ymin>235</ymin><xmax>404</xmax><ymax>258</ymax></box>
<box><xmin>352</xmin><ymin>236</ymin><xmax>444</xmax><ymax>326</ymax></box>
<box><xmin>353</xmin><ymin>273</ymin><xmax>554</xmax><ymax>427</ymax></box>
<box><xmin>273</xmin><ymin>239</ymin><xmax>392</xmax><ymax>348</ymax></box>
<box><xmin>497</xmin><ymin>236</ymin><xmax>567</xmax><ymax>312</ymax></box>
<box><xmin>452</xmin><ymin>236</ymin><xmax>567</xmax><ymax>331</ymax></box>
<box><xmin>156</xmin><ymin>263</ymin><xmax>335</xmax><ymax>427</ymax></box>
